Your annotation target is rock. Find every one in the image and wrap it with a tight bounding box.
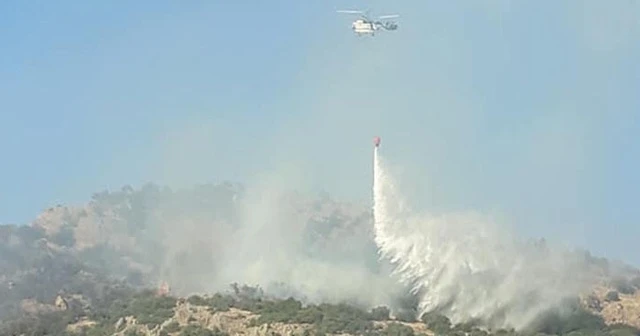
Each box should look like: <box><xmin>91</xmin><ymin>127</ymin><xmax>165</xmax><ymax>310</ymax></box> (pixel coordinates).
<box><xmin>115</xmin><ymin>317</ymin><xmax>125</xmax><ymax>331</ymax></box>
<box><xmin>55</xmin><ymin>295</ymin><xmax>69</xmax><ymax>311</ymax></box>
<box><xmin>66</xmin><ymin>318</ymin><xmax>97</xmax><ymax>334</ymax></box>
<box><xmin>584</xmin><ymin>294</ymin><xmax>603</xmax><ymax>311</ymax></box>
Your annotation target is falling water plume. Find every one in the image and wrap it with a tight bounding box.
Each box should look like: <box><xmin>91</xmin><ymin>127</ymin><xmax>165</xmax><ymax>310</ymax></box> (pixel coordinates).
<box><xmin>371</xmin><ymin>145</ymin><xmax>597</xmax><ymax>330</ymax></box>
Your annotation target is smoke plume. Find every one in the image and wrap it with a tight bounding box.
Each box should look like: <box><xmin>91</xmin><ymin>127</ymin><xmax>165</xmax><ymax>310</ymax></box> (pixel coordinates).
<box><xmin>133</xmin><ymin>179</ymin><xmax>408</xmax><ymax>311</ymax></box>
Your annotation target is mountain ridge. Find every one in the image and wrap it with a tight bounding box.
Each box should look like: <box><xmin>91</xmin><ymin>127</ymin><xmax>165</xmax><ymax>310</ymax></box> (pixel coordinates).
<box><xmin>2</xmin><ymin>182</ymin><xmax>640</xmax><ymax>335</ymax></box>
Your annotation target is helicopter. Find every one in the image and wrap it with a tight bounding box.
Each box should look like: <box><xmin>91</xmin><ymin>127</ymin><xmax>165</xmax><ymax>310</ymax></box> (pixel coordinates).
<box><xmin>337</xmin><ymin>9</ymin><xmax>399</xmax><ymax>36</ymax></box>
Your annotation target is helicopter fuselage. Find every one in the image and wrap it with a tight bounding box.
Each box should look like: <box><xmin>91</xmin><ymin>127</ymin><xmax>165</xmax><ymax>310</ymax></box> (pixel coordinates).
<box><xmin>352</xmin><ymin>19</ymin><xmax>377</xmax><ymax>35</ymax></box>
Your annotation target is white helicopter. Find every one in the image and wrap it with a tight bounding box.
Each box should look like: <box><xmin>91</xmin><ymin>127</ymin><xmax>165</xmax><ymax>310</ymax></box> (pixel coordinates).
<box><xmin>337</xmin><ymin>9</ymin><xmax>399</xmax><ymax>36</ymax></box>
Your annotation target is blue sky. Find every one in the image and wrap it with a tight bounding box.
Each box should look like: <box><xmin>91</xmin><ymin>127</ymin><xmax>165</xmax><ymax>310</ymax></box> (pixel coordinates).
<box><xmin>1</xmin><ymin>1</ymin><xmax>639</xmax><ymax>264</ymax></box>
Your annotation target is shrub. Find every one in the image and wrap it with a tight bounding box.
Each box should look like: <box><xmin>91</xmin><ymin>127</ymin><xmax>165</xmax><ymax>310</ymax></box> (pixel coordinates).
<box><xmin>606</xmin><ymin>291</ymin><xmax>621</xmax><ymax>302</ymax></box>
<box><xmin>421</xmin><ymin>312</ymin><xmax>451</xmax><ymax>335</ymax></box>
<box><xmin>382</xmin><ymin>323</ymin><xmax>415</xmax><ymax>336</ymax></box>
<box><xmin>631</xmin><ymin>277</ymin><xmax>640</xmax><ymax>289</ymax></box>
<box><xmin>104</xmin><ymin>291</ymin><xmax>176</xmax><ymax>329</ymax></box>
<box><xmin>371</xmin><ymin>306</ymin><xmax>391</xmax><ymax>321</ymax></box>
<box><xmin>293</xmin><ymin>305</ymin><xmax>324</xmax><ymax>324</ymax></box>
<box><xmin>531</xmin><ymin>306</ymin><xmax>606</xmax><ymax>336</ymax></box>
<box><xmin>180</xmin><ymin>325</ymin><xmax>228</xmax><ymax>336</ymax></box>
<box><xmin>51</xmin><ymin>225</ymin><xmax>76</xmax><ymax>247</ymax></box>
<box><xmin>613</xmin><ymin>278</ymin><xmax>636</xmax><ymax>295</ymax></box>
<box><xmin>207</xmin><ymin>293</ymin><xmax>234</xmax><ymax>312</ymax></box>
<box><xmin>164</xmin><ymin>321</ymin><xmax>181</xmax><ymax>333</ymax></box>
<box><xmin>395</xmin><ymin>310</ymin><xmax>417</xmax><ymax>323</ymax></box>
<box><xmin>608</xmin><ymin>324</ymin><xmax>640</xmax><ymax>336</ymax></box>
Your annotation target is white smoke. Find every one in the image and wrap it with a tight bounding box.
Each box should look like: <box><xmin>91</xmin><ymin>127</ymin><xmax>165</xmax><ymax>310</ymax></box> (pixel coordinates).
<box><xmin>147</xmin><ymin>178</ymin><xmax>406</xmax><ymax>311</ymax></box>
<box><xmin>372</xmin><ymin>147</ymin><xmax>599</xmax><ymax>330</ymax></box>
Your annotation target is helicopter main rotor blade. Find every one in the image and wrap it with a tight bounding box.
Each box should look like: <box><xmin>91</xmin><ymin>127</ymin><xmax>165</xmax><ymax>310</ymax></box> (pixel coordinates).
<box><xmin>337</xmin><ymin>9</ymin><xmax>372</xmax><ymax>21</ymax></box>
<box><xmin>336</xmin><ymin>10</ymin><xmax>363</xmax><ymax>14</ymax></box>
<box><xmin>378</xmin><ymin>14</ymin><xmax>399</xmax><ymax>19</ymax></box>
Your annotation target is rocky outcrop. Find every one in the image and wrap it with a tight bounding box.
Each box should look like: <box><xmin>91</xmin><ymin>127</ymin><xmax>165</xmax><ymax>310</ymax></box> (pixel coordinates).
<box><xmin>66</xmin><ymin>318</ymin><xmax>97</xmax><ymax>334</ymax></box>
<box><xmin>20</xmin><ymin>293</ymin><xmax>91</xmax><ymax>316</ymax></box>
<box><xmin>583</xmin><ymin>285</ymin><xmax>640</xmax><ymax>329</ymax></box>
<box><xmin>105</xmin><ymin>300</ymin><xmax>432</xmax><ymax>336</ymax></box>
<box><xmin>108</xmin><ymin>302</ymin><xmax>310</xmax><ymax>336</ymax></box>
<box><xmin>54</xmin><ymin>295</ymin><xmax>68</xmax><ymax>310</ymax></box>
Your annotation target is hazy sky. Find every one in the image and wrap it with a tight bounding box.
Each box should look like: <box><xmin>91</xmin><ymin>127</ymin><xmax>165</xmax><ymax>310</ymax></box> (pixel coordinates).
<box><xmin>1</xmin><ymin>1</ymin><xmax>639</xmax><ymax>264</ymax></box>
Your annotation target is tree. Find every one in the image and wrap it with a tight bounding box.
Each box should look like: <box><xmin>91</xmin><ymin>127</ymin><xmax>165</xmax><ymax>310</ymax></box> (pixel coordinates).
<box><xmin>614</xmin><ymin>279</ymin><xmax>636</xmax><ymax>295</ymax></box>
<box><xmin>371</xmin><ymin>306</ymin><xmax>391</xmax><ymax>321</ymax></box>
<box><xmin>421</xmin><ymin>312</ymin><xmax>451</xmax><ymax>335</ymax></box>
<box><xmin>606</xmin><ymin>291</ymin><xmax>620</xmax><ymax>302</ymax></box>
<box><xmin>51</xmin><ymin>225</ymin><xmax>75</xmax><ymax>247</ymax></box>
<box><xmin>383</xmin><ymin>323</ymin><xmax>415</xmax><ymax>336</ymax></box>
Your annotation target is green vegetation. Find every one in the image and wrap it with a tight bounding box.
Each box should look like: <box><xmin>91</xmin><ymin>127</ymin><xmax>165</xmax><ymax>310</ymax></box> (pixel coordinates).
<box><xmin>1</xmin><ymin>183</ymin><xmax>640</xmax><ymax>336</ymax></box>
<box><xmin>187</xmin><ymin>293</ymin><xmax>236</xmax><ymax>312</ymax></box>
<box><xmin>189</xmin><ymin>288</ymin><xmax>381</xmax><ymax>334</ymax></box>
<box><xmin>51</xmin><ymin>224</ymin><xmax>76</xmax><ymax>247</ymax></box>
<box><xmin>382</xmin><ymin>323</ymin><xmax>417</xmax><ymax>336</ymax></box>
<box><xmin>371</xmin><ymin>306</ymin><xmax>392</xmax><ymax>321</ymax></box>
<box><xmin>1</xmin><ymin>283</ymin><xmax>640</xmax><ymax>336</ymax></box>
<box><xmin>179</xmin><ymin>325</ymin><xmax>228</xmax><ymax>336</ymax></box>
<box><xmin>612</xmin><ymin>278</ymin><xmax>637</xmax><ymax>296</ymax></box>
<box><xmin>606</xmin><ymin>291</ymin><xmax>621</xmax><ymax>302</ymax></box>
<box><xmin>164</xmin><ymin>321</ymin><xmax>181</xmax><ymax>333</ymax></box>
<box><xmin>103</xmin><ymin>289</ymin><xmax>177</xmax><ymax>328</ymax></box>
<box><xmin>176</xmin><ymin>287</ymin><xmax>640</xmax><ymax>336</ymax></box>
<box><xmin>422</xmin><ymin>311</ymin><xmax>453</xmax><ymax>334</ymax></box>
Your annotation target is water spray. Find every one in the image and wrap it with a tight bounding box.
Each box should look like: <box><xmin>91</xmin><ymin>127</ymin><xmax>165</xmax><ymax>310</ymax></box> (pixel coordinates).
<box><xmin>371</xmin><ymin>136</ymin><xmax>597</xmax><ymax>330</ymax></box>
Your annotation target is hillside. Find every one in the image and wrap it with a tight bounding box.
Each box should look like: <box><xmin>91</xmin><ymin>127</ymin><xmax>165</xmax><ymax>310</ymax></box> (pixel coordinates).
<box><xmin>27</xmin><ymin>182</ymin><xmax>381</xmax><ymax>298</ymax></box>
<box><xmin>3</xmin><ymin>282</ymin><xmax>640</xmax><ymax>336</ymax></box>
<box><xmin>1</xmin><ymin>182</ymin><xmax>640</xmax><ymax>335</ymax></box>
